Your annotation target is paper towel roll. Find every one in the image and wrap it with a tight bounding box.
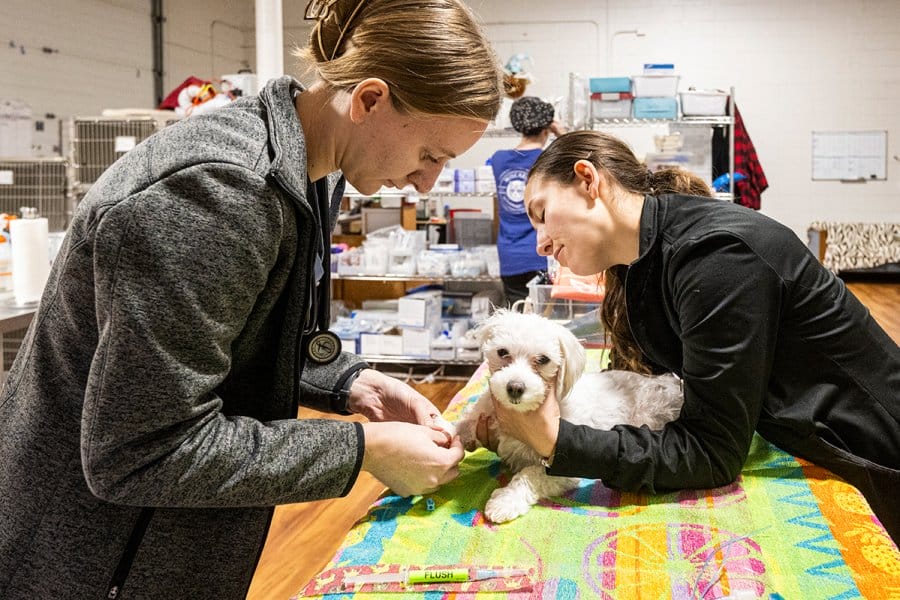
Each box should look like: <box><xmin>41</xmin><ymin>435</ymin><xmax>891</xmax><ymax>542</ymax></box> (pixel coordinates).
<box><xmin>10</xmin><ymin>217</ymin><xmax>50</xmax><ymax>305</ymax></box>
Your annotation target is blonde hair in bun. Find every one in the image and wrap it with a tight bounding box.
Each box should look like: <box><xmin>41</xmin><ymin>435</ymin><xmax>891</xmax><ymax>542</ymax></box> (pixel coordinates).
<box><xmin>294</xmin><ymin>0</ymin><xmax>504</xmax><ymax>122</ymax></box>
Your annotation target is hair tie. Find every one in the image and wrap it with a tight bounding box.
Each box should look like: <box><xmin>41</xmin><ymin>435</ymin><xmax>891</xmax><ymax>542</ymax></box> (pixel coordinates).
<box><xmin>331</xmin><ymin>0</ymin><xmax>366</xmax><ymax>60</ymax></box>
<box><xmin>309</xmin><ymin>0</ymin><xmax>367</xmax><ymax>61</ymax></box>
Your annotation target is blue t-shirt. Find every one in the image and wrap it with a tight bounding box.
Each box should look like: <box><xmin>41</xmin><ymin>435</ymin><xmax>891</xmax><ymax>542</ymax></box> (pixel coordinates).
<box><xmin>490</xmin><ymin>148</ymin><xmax>547</xmax><ymax>276</ymax></box>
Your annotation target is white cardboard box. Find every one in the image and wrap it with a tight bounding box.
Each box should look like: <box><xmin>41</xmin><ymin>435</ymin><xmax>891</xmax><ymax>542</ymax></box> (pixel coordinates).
<box><xmin>401</xmin><ymin>326</ymin><xmax>434</xmax><ymax>357</ymax></box>
<box><xmin>433</xmin><ymin>180</ymin><xmax>455</xmax><ymax>193</ymax></box>
<box><xmin>430</xmin><ymin>337</ymin><xmax>456</xmax><ymax>360</ymax></box>
<box><xmin>398</xmin><ymin>291</ymin><xmax>442</xmax><ymax>328</ymax></box>
<box><xmin>454</xmin><ymin>180</ymin><xmax>476</xmax><ymax>193</ymax></box>
<box><xmin>339</xmin><ymin>337</ymin><xmax>358</xmax><ymax>354</ymax></box>
<box><xmin>476</xmin><ymin>165</ymin><xmax>494</xmax><ymax>181</ymax></box>
<box><xmin>455</xmin><ymin>331</ymin><xmax>482</xmax><ymax>361</ymax></box>
<box><xmin>359</xmin><ymin>333</ymin><xmax>403</xmax><ymax>356</ymax></box>
<box><xmin>454</xmin><ymin>168</ymin><xmax>476</xmax><ymax>181</ymax></box>
<box><xmin>475</xmin><ymin>179</ymin><xmax>496</xmax><ymax>193</ymax></box>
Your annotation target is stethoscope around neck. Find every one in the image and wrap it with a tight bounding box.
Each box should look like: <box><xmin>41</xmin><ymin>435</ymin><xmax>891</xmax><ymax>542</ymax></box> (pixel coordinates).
<box><xmin>301</xmin><ymin>177</ymin><xmax>342</xmax><ymax>365</ymax></box>
<box><xmin>302</xmin><ymin>265</ymin><xmax>329</xmax><ymax>336</ymax></box>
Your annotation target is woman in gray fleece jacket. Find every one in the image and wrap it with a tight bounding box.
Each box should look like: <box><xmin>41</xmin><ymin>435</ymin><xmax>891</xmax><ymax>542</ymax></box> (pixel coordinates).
<box><xmin>0</xmin><ymin>1</ymin><xmax>504</xmax><ymax>598</ymax></box>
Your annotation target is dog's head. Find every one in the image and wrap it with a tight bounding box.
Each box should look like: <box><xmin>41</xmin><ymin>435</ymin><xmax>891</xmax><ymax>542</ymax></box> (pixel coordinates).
<box><xmin>475</xmin><ymin>309</ymin><xmax>586</xmax><ymax>412</ymax></box>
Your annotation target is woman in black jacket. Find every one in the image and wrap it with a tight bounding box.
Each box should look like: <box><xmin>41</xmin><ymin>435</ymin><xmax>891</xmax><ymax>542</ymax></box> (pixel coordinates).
<box><xmin>491</xmin><ymin>130</ymin><xmax>900</xmax><ymax>544</ymax></box>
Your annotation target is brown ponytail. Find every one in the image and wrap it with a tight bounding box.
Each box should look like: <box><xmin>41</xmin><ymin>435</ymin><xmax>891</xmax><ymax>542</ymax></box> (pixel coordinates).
<box><xmin>294</xmin><ymin>0</ymin><xmax>504</xmax><ymax>122</ymax></box>
<box><xmin>648</xmin><ymin>167</ymin><xmax>715</xmax><ymax>198</ymax></box>
<box><xmin>529</xmin><ymin>130</ymin><xmax>713</xmax><ymax>373</ymax></box>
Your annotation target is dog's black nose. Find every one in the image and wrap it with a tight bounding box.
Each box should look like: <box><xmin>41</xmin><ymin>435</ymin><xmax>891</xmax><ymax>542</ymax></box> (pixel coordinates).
<box><xmin>507</xmin><ymin>381</ymin><xmax>525</xmax><ymax>400</ymax></box>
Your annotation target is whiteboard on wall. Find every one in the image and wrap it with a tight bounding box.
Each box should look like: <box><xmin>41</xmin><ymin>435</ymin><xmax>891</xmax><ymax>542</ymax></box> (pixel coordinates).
<box><xmin>811</xmin><ymin>130</ymin><xmax>887</xmax><ymax>181</ymax></box>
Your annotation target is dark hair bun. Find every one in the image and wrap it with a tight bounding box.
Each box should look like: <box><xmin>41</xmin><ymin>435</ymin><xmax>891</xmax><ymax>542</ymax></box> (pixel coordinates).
<box><xmin>510</xmin><ymin>96</ymin><xmax>554</xmax><ymax>136</ymax></box>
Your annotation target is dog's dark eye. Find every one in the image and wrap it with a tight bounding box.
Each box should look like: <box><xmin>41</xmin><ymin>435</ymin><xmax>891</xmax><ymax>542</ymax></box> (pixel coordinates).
<box><xmin>535</xmin><ymin>355</ymin><xmax>550</xmax><ymax>365</ymax></box>
<box><xmin>497</xmin><ymin>348</ymin><xmax>509</xmax><ymax>358</ymax></box>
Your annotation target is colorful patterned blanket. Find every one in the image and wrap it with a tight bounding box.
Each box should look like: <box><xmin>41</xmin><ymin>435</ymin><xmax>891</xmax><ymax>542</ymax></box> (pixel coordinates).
<box><xmin>297</xmin><ymin>356</ymin><xmax>900</xmax><ymax>599</ymax></box>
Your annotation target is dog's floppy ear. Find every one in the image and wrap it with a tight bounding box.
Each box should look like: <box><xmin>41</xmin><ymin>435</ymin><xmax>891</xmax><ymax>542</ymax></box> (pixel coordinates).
<box><xmin>555</xmin><ymin>324</ymin><xmax>586</xmax><ymax>400</ymax></box>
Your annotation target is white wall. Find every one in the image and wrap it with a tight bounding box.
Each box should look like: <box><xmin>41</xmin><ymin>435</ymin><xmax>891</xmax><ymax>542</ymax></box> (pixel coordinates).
<box><xmin>163</xmin><ymin>0</ymin><xmax>252</xmax><ymax>95</ymax></box>
<box><xmin>456</xmin><ymin>0</ymin><xmax>900</xmax><ymax>238</ymax></box>
<box><xmin>0</xmin><ymin>0</ymin><xmax>153</xmax><ymax>154</ymax></box>
<box><xmin>3</xmin><ymin>1</ymin><xmax>898</xmax><ymax>238</ymax></box>
<box><xmin>0</xmin><ymin>0</ymin><xmax>252</xmax><ymax>155</ymax></box>
<box><xmin>267</xmin><ymin>0</ymin><xmax>900</xmax><ymax>238</ymax></box>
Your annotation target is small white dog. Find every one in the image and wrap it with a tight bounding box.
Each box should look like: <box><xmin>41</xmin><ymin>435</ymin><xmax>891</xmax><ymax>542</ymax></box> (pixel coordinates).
<box><xmin>455</xmin><ymin>310</ymin><xmax>684</xmax><ymax>523</ymax></box>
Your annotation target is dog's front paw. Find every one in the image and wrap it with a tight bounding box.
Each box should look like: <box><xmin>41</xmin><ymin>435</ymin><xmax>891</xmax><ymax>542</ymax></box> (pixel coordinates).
<box><xmin>455</xmin><ymin>418</ymin><xmax>479</xmax><ymax>451</ymax></box>
<box><xmin>484</xmin><ymin>487</ymin><xmax>532</xmax><ymax>523</ymax></box>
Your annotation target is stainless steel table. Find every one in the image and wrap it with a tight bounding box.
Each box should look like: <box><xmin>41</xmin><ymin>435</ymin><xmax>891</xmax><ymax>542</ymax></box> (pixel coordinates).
<box><xmin>0</xmin><ymin>299</ymin><xmax>36</xmax><ymax>384</ymax></box>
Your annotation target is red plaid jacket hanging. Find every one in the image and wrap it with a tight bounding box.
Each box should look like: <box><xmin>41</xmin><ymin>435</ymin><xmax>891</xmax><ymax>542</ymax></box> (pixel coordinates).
<box><xmin>732</xmin><ymin>104</ymin><xmax>768</xmax><ymax>210</ymax></box>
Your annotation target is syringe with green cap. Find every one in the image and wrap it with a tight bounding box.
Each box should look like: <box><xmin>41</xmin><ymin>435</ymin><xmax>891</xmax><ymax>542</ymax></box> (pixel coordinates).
<box><xmin>343</xmin><ymin>567</ymin><xmax>529</xmax><ymax>588</ymax></box>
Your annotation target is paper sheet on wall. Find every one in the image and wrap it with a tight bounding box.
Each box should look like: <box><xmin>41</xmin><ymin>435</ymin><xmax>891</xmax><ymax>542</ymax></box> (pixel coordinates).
<box><xmin>811</xmin><ymin>130</ymin><xmax>887</xmax><ymax>181</ymax></box>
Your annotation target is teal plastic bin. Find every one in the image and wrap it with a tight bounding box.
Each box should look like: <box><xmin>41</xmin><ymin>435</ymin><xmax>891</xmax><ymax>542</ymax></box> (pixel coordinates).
<box><xmin>589</xmin><ymin>77</ymin><xmax>632</xmax><ymax>93</ymax></box>
<box><xmin>632</xmin><ymin>97</ymin><xmax>677</xmax><ymax>119</ymax></box>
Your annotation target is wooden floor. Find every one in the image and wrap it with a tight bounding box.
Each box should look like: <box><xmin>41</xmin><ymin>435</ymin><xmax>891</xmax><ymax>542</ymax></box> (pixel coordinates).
<box><xmin>842</xmin><ymin>280</ymin><xmax>900</xmax><ymax>342</ymax></box>
<box><xmin>246</xmin><ymin>280</ymin><xmax>899</xmax><ymax>600</ymax></box>
<box><xmin>246</xmin><ymin>380</ymin><xmax>468</xmax><ymax>600</ymax></box>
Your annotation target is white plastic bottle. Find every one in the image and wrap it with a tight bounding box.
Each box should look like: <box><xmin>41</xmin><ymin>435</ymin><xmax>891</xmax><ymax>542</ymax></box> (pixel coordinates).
<box><xmin>10</xmin><ymin>206</ymin><xmax>50</xmax><ymax>305</ymax></box>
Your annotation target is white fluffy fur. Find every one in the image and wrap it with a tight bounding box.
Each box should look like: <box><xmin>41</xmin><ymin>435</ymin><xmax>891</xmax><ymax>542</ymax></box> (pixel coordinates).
<box><xmin>455</xmin><ymin>310</ymin><xmax>684</xmax><ymax>523</ymax></box>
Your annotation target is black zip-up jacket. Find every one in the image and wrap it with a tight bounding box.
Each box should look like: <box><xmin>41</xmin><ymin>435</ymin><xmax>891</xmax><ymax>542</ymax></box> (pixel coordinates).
<box><xmin>550</xmin><ymin>194</ymin><xmax>900</xmax><ymax>538</ymax></box>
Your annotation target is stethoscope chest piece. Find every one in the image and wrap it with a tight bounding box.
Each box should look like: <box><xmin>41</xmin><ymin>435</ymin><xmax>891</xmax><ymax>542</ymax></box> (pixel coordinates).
<box><xmin>305</xmin><ymin>330</ymin><xmax>341</xmax><ymax>365</ymax></box>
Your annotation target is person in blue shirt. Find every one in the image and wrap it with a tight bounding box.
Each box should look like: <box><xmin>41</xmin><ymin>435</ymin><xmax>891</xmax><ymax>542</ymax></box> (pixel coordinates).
<box><xmin>490</xmin><ymin>96</ymin><xmax>565</xmax><ymax>305</ymax></box>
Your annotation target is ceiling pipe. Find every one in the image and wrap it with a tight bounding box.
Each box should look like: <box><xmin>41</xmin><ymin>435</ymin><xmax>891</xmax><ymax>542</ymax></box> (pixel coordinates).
<box><xmin>607</xmin><ymin>29</ymin><xmax>645</xmax><ymax>74</ymax></box>
<box><xmin>151</xmin><ymin>0</ymin><xmax>164</xmax><ymax>107</ymax></box>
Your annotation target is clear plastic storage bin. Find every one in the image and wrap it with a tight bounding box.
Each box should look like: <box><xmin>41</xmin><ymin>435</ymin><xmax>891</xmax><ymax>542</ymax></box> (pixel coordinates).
<box><xmin>631</xmin><ymin>75</ymin><xmax>679</xmax><ymax>97</ymax></box>
<box><xmin>590</xmin><ymin>97</ymin><xmax>632</xmax><ymax>119</ymax></box>
<box><xmin>523</xmin><ymin>278</ymin><xmax>606</xmax><ymax>347</ymax></box>
<box><xmin>525</xmin><ymin>278</ymin><xmax>602</xmax><ymax>323</ymax></box>
<box><xmin>679</xmin><ymin>90</ymin><xmax>728</xmax><ymax>116</ymax></box>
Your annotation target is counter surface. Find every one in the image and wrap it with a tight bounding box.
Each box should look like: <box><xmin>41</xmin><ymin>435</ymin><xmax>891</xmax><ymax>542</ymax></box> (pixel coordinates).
<box><xmin>297</xmin><ymin>354</ymin><xmax>900</xmax><ymax>599</ymax></box>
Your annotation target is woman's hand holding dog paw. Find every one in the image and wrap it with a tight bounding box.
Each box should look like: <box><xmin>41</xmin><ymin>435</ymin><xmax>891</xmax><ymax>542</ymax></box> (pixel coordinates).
<box><xmin>492</xmin><ymin>384</ymin><xmax>561</xmax><ymax>460</ymax></box>
<box><xmin>348</xmin><ymin>369</ymin><xmax>442</xmax><ymax>426</ymax></box>
<box><xmin>360</xmin><ymin>421</ymin><xmax>464</xmax><ymax>497</ymax></box>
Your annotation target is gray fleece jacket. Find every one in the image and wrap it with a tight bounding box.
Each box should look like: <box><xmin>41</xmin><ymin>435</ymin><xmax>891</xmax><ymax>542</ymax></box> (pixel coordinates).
<box><xmin>0</xmin><ymin>76</ymin><xmax>368</xmax><ymax>599</ymax></box>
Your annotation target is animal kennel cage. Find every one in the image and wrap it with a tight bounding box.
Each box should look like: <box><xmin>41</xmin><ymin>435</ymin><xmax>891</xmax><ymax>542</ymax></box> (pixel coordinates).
<box><xmin>61</xmin><ymin>114</ymin><xmax>181</xmax><ymax>215</ymax></box>
<box><xmin>0</xmin><ymin>157</ymin><xmax>69</xmax><ymax>231</ymax></box>
<box><xmin>62</xmin><ymin>117</ymin><xmax>158</xmax><ymax>191</ymax></box>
